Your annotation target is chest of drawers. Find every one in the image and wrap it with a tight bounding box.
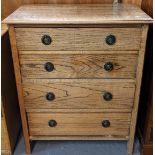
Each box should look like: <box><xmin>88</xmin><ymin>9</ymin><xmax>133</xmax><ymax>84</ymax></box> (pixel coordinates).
<box><xmin>3</xmin><ymin>3</ymin><xmax>152</xmax><ymax>154</ymax></box>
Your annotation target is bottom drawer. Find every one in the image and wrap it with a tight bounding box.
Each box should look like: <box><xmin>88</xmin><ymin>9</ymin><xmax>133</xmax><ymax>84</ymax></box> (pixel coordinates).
<box><xmin>28</xmin><ymin>113</ymin><xmax>131</xmax><ymax>138</ymax></box>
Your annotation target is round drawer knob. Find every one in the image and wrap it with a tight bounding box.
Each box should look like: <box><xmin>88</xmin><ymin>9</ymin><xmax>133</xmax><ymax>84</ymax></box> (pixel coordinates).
<box><xmin>104</xmin><ymin>62</ymin><xmax>113</xmax><ymax>71</ymax></box>
<box><xmin>44</xmin><ymin>62</ymin><xmax>54</xmax><ymax>72</ymax></box>
<box><xmin>103</xmin><ymin>92</ymin><xmax>113</xmax><ymax>101</ymax></box>
<box><xmin>48</xmin><ymin>120</ymin><xmax>57</xmax><ymax>127</ymax></box>
<box><xmin>46</xmin><ymin>92</ymin><xmax>55</xmax><ymax>101</ymax></box>
<box><xmin>102</xmin><ymin>120</ymin><xmax>110</xmax><ymax>128</ymax></box>
<box><xmin>41</xmin><ymin>35</ymin><xmax>52</xmax><ymax>45</ymax></box>
<box><xmin>105</xmin><ymin>35</ymin><xmax>116</xmax><ymax>45</ymax></box>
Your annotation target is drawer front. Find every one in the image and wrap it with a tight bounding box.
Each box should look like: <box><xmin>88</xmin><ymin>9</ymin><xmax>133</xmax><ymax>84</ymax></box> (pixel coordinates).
<box><xmin>28</xmin><ymin>112</ymin><xmax>131</xmax><ymax>137</ymax></box>
<box><xmin>20</xmin><ymin>54</ymin><xmax>138</xmax><ymax>79</ymax></box>
<box><xmin>23</xmin><ymin>79</ymin><xmax>135</xmax><ymax>110</ymax></box>
<box><xmin>15</xmin><ymin>28</ymin><xmax>141</xmax><ymax>51</ymax></box>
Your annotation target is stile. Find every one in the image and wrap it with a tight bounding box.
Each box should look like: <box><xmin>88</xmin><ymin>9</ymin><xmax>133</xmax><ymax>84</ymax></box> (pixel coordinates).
<box><xmin>8</xmin><ymin>26</ymin><xmax>31</xmax><ymax>154</ymax></box>
<box><xmin>127</xmin><ymin>24</ymin><xmax>149</xmax><ymax>154</ymax></box>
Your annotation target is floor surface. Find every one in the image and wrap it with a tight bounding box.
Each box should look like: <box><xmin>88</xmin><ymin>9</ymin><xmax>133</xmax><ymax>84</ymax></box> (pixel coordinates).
<box><xmin>14</xmin><ymin>135</ymin><xmax>140</xmax><ymax>155</ymax></box>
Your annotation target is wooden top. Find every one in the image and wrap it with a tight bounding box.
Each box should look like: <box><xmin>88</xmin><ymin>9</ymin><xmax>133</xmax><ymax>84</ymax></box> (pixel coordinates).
<box><xmin>3</xmin><ymin>4</ymin><xmax>152</xmax><ymax>25</ymax></box>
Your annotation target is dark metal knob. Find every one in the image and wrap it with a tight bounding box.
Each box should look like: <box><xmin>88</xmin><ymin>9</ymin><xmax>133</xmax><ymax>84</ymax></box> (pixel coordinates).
<box><xmin>102</xmin><ymin>120</ymin><xmax>110</xmax><ymax>128</ymax></box>
<box><xmin>104</xmin><ymin>62</ymin><xmax>113</xmax><ymax>71</ymax></box>
<box><xmin>46</xmin><ymin>92</ymin><xmax>55</xmax><ymax>101</ymax></box>
<box><xmin>42</xmin><ymin>35</ymin><xmax>52</xmax><ymax>45</ymax></box>
<box><xmin>105</xmin><ymin>35</ymin><xmax>116</xmax><ymax>45</ymax></box>
<box><xmin>48</xmin><ymin>120</ymin><xmax>57</xmax><ymax>127</ymax></box>
<box><xmin>44</xmin><ymin>62</ymin><xmax>54</xmax><ymax>72</ymax></box>
<box><xmin>103</xmin><ymin>92</ymin><xmax>113</xmax><ymax>101</ymax></box>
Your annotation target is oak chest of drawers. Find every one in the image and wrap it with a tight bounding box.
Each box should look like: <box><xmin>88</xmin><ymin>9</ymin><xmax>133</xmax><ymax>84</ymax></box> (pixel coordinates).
<box><xmin>3</xmin><ymin>3</ymin><xmax>152</xmax><ymax>154</ymax></box>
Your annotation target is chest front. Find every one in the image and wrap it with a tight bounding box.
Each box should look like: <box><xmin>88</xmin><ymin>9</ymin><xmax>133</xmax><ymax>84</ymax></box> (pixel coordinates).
<box><xmin>4</xmin><ymin>4</ymin><xmax>152</xmax><ymax>154</ymax></box>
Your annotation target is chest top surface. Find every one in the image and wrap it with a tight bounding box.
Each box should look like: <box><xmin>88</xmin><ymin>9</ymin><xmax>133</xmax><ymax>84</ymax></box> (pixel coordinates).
<box><xmin>3</xmin><ymin>4</ymin><xmax>152</xmax><ymax>25</ymax></box>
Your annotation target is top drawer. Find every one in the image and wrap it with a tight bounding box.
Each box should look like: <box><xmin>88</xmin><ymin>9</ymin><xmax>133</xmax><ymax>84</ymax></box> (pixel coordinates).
<box><xmin>15</xmin><ymin>28</ymin><xmax>141</xmax><ymax>51</ymax></box>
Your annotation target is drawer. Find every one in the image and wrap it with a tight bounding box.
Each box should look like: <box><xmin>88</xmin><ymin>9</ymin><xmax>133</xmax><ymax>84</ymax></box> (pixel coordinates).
<box><xmin>23</xmin><ymin>79</ymin><xmax>135</xmax><ymax>110</ymax></box>
<box><xmin>20</xmin><ymin>54</ymin><xmax>138</xmax><ymax>79</ymax></box>
<box><xmin>15</xmin><ymin>28</ymin><xmax>141</xmax><ymax>51</ymax></box>
<box><xmin>28</xmin><ymin>112</ymin><xmax>131</xmax><ymax>137</ymax></box>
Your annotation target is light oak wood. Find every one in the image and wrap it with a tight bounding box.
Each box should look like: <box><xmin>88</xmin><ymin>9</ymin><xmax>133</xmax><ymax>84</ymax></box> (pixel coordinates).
<box><xmin>22</xmin><ymin>0</ymin><xmax>114</xmax><ymax>4</ymax></box>
<box><xmin>30</xmin><ymin>135</ymin><xmax>128</xmax><ymax>140</ymax></box>
<box><xmin>14</xmin><ymin>24</ymin><xmax>143</xmax><ymax>28</ymax></box>
<box><xmin>1</xmin><ymin>150</ymin><xmax>12</xmax><ymax>155</ymax></box>
<box><xmin>5</xmin><ymin>3</ymin><xmax>151</xmax><ymax>154</ymax></box>
<box><xmin>1</xmin><ymin>24</ymin><xmax>8</xmax><ymax>36</ymax></box>
<box><xmin>19</xmin><ymin>54</ymin><xmax>138</xmax><ymax>79</ymax></box>
<box><xmin>8</xmin><ymin>26</ymin><xmax>31</xmax><ymax>154</ymax></box>
<box><xmin>1</xmin><ymin>117</ymin><xmax>11</xmax><ymax>154</ymax></box>
<box><xmin>127</xmin><ymin>25</ymin><xmax>149</xmax><ymax>154</ymax></box>
<box><xmin>15</xmin><ymin>0</ymin><xmax>142</xmax><ymax>5</ymax></box>
<box><xmin>1</xmin><ymin>31</ymin><xmax>21</xmax><ymax>155</ymax></box>
<box><xmin>26</xmin><ymin>108</ymin><xmax>132</xmax><ymax>113</ymax></box>
<box><xmin>23</xmin><ymin>79</ymin><xmax>135</xmax><ymax>110</ymax></box>
<box><xmin>3</xmin><ymin>4</ymin><xmax>152</xmax><ymax>24</ymax></box>
<box><xmin>19</xmin><ymin>50</ymin><xmax>138</xmax><ymax>54</ymax></box>
<box><xmin>1</xmin><ymin>0</ymin><xmax>144</xmax><ymax>20</ymax></box>
<box><xmin>15</xmin><ymin>27</ymin><xmax>141</xmax><ymax>51</ymax></box>
<box><xmin>1</xmin><ymin>0</ymin><xmax>145</xmax><ymax>21</ymax></box>
<box><xmin>28</xmin><ymin>112</ymin><xmax>131</xmax><ymax>137</ymax></box>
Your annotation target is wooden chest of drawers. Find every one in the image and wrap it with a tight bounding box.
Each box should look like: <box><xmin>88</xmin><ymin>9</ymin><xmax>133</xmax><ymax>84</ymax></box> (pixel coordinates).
<box><xmin>3</xmin><ymin>3</ymin><xmax>152</xmax><ymax>154</ymax></box>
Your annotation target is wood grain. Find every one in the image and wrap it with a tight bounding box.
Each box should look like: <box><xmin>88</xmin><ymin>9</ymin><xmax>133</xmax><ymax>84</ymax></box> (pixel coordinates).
<box><xmin>8</xmin><ymin>26</ymin><xmax>31</xmax><ymax>154</ymax></box>
<box><xmin>1</xmin><ymin>0</ymin><xmax>22</xmax><ymax>20</ymax></box>
<box><xmin>13</xmin><ymin>24</ymin><xmax>142</xmax><ymax>28</ymax></box>
<box><xmin>22</xmin><ymin>0</ymin><xmax>114</xmax><ymax>4</ymax></box>
<box><xmin>23</xmin><ymin>79</ymin><xmax>135</xmax><ymax>110</ymax></box>
<box><xmin>26</xmin><ymin>108</ymin><xmax>132</xmax><ymax>113</ymax></box>
<box><xmin>127</xmin><ymin>25</ymin><xmax>149</xmax><ymax>154</ymax></box>
<box><xmin>15</xmin><ymin>27</ymin><xmax>141</xmax><ymax>51</ymax></box>
<box><xmin>1</xmin><ymin>24</ymin><xmax>8</xmax><ymax>36</ymax></box>
<box><xmin>19</xmin><ymin>50</ymin><xmax>138</xmax><ymax>55</ymax></box>
<box><xmin>141</xmin><ymin>0</ymin><xmax>153</xmax><ymax>18</ymax></box>
<box><xmin>1</xmin><ymin>31</ymin><xmax>21</xmax><ymax>154</ymax></box>
<box><xmin>122</xmin><ymin>0</ymin><xmax>142</xmax><ymax>6</ymax></box>
<box><xmin>3</xmin><ymin>4</ymin><xmax>152</xmax><ymax>24</ymax></box>
<box><xmin>19</xmin><ymin>54</ymin><xmax>138</xmax><ymax>79</ymax></box>
<box><xmin>1</xmin><ymin>0</ymin><xmax>145</xmax><ymax>21</ymax></box>
<box><xmin>30</xmin><ymin>135</ymin><xmax>128</xmax><ymax>140</ymax></box>
<box><xmin>4</xmin><ymin>2</ymin><xmax>151</xmax><ymax>154</ymax></box>
<box><xmin>141</xmin><ymin>144</ymin><xmax>153</xmax><ymax>155</ymax></box>
<box><xmin>1</xmin><ymin>117</ymin><xmax>11</xmax><ymax>154</ymax></box>
<box><xmin>28</xmin><ymin>112</ymin><xmax>131</xmax><ymax>137</ymax></box>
